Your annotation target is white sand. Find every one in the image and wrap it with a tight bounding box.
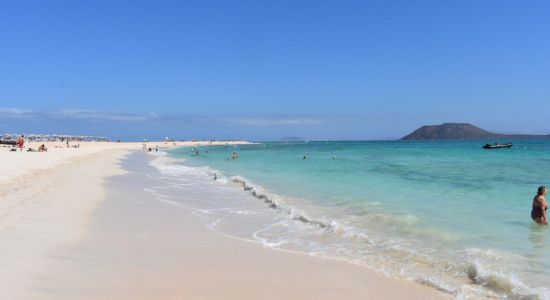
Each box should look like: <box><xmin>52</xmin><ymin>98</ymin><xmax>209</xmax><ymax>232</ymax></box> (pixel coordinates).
<box><xmin>0</xmin><ymin>143</ymin><xmax>451</xmax><ymax>299</ymax></box>
<box><xmin>0</xmin><ymin>140</ymin><xmax>248</xmax><ymax>299</ymax></box>
<box><xmin>0</xmin><ymin>140</ymin><xmax>248</xmax><ymax>184</ymax></box>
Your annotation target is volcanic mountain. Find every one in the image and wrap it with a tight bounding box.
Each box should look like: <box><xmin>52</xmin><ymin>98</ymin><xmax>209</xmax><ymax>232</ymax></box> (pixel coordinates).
<box><xmin>401</xmin><ymin>123</ymin><xmax>550</xmax><ymax>140</ymax></box>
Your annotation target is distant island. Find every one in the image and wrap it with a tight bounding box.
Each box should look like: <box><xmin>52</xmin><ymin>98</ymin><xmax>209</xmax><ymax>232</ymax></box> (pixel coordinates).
<box><xmin>401</xmin><ymin>123</ymin><xmax>550</xmax><ymax>140</ymax></box>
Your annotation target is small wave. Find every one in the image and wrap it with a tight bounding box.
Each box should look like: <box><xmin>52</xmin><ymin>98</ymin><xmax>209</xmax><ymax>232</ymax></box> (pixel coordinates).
<box><xmin>228</xmin><ymin>210</ymin><xmax>259</xmax><ymax>216</ymax></box>
<box><xmin>208</xmin><ymin>218</ymin><xmax>221</xmax><ymax>228</ymax></box>
<box><xmin>415</xmin><ymin>277</ymin><xmax>456</xmax><ymax>295</ymax></box>
<box><xmin>229</xmin><ymin>176</ymin><xmax>335</xmax><ymax>230</ymax></box>
<box><xmin>462</xmin><ymin>248</ymin><xmax>550</xmax><ymax>299</ymax></box>
<box><xmin>253</xmin><ymin>224</ymin><xmax>288</xmax><ymax>247</ymax></box>
<box><xmin>149</xmin><ymin>151</ymin><xmax>217</xmax><ymax>179</ymax></box>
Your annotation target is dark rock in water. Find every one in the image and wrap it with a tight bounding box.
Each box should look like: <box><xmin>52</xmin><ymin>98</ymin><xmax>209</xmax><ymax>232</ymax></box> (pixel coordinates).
<box><xmin>401</xmin><ymin>123</ymin><xmax>550</xmax><ymax>140</ymax></box>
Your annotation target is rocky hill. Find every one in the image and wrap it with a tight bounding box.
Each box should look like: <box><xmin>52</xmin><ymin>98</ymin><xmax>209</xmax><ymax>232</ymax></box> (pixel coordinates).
<box><xmin>401</xmin><ymin>123</ymin><xmax>549</xmax><ymax>140</ymax></box>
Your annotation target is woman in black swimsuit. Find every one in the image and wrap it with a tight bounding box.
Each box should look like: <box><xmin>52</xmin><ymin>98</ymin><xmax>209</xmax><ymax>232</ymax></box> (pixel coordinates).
<box><xmin>531</xmin><ymin>186</ymin><xmax>548</xmax><ymax>225</ymax></box>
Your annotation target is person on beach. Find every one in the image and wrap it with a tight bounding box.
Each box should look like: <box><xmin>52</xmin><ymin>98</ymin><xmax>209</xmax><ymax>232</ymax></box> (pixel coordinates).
<box><xmin>531</xmin><ymin>186</ymin><xmax>548</xmax><ymax>225</ymax></box>
<box><xmin>16</xmin><ymin>135</ymin><xmax>25</xmax><ymax>151</ymax></box>
<box><xmin>38</xmin><ymin>144</ymin><xmax>47</xmax><ymax>152</ymax></box>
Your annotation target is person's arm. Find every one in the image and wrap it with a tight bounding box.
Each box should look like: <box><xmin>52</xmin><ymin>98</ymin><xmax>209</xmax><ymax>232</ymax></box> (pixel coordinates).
<box><xmin>538</xmin><ymin>197</ymin><xmax>548</xmax><ymax>225</ymax></box>
<box><xmin>543</xmin><ymin>200</ymin><xmax>548</xmax><ymax>225</ymax></box>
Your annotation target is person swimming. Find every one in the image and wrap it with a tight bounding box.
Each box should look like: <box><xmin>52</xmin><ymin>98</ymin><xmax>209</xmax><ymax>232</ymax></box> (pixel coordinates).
<box><xmin>531</xmin><ymin>186</ymin><xmax>548</xmax><ymax>225</ymax></box>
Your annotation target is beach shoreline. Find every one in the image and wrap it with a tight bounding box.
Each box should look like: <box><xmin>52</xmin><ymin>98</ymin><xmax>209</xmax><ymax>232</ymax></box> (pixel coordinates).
<box><xmin>0</xmin><ymin>140</ymin><xmax>251</xmax><ymax>184</ymax></box>
<box><xmin>0</xmin><ymin>143</ymin><xmax>451</xmax><ymax>299</ymax></box>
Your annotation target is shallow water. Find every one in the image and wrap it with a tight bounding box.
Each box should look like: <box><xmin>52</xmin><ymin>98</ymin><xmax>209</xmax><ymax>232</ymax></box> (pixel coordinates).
<box><xmin>148</xmin><ymin>140</ymin><xmax>550</xmax><ymax>299</ymax></box>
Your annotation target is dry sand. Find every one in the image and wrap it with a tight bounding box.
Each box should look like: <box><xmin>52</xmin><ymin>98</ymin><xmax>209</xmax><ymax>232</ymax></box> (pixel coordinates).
<box><xmin>0</xmin><ymin>140</ymin><xmax>248</xmax><ymax>184</ymax></box>
<box><xmin>0</xmin><ymin>142</ymin><xmax>451</xmax><ymax>299</ymax></box>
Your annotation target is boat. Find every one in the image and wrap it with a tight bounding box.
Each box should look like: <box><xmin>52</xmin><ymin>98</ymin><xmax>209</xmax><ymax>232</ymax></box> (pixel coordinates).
<box><xmin>482</xmin><ymin>143</ymin><xmax>513</xmax><ymax>149</ymax></box>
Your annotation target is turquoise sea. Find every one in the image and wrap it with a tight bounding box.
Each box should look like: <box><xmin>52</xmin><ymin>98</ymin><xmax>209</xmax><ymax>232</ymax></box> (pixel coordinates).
<box><xmin>150</xmin><ymin>140</ymin><xmax>550</xmax><ymax>298</ymax></box>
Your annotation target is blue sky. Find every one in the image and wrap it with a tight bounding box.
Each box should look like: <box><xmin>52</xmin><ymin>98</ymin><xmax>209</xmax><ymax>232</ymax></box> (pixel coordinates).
<box><xmin>1</xmin><ymin>0</ymin><xmax>549</xmax><ymax>140</ymax></box>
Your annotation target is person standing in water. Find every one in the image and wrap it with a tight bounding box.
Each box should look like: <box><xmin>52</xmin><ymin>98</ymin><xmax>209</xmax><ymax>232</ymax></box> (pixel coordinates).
<box><xmin>531</xmin><ymin>186</ymin><xmax>548</xmax><ymax>225</ymax></box>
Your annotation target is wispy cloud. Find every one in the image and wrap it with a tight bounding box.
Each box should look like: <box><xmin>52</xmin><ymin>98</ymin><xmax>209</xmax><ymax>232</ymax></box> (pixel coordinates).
<box><xmin>208</xmin><ymin>117</ymin><xmax>323</xmax><ymax>126</ymax></box>
<box><xmin>0</xmin><ymin>107</ymin><xmax>357</xmax><ymax>127</ymax></box>
<box><xmin>0</xmin><ymin>108</ymin><xmax>34</xmax><ymax>118</ymax></box>
<box><xmin>0</xmin><ymin>107</ymin><xmax>159</xmax><ymax>122</ymax></box>
<box><xmin>52</xmin><ymin>109</ymin><xmax>159</xmax><ymax>122</ymax></box>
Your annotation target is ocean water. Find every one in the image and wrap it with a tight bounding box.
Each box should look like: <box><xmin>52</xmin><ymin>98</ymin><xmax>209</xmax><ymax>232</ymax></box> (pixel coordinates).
<box><xmin>148</xmin><ymin>140</ymin><xmax>550</xmax><ymax>299</ymax></box>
